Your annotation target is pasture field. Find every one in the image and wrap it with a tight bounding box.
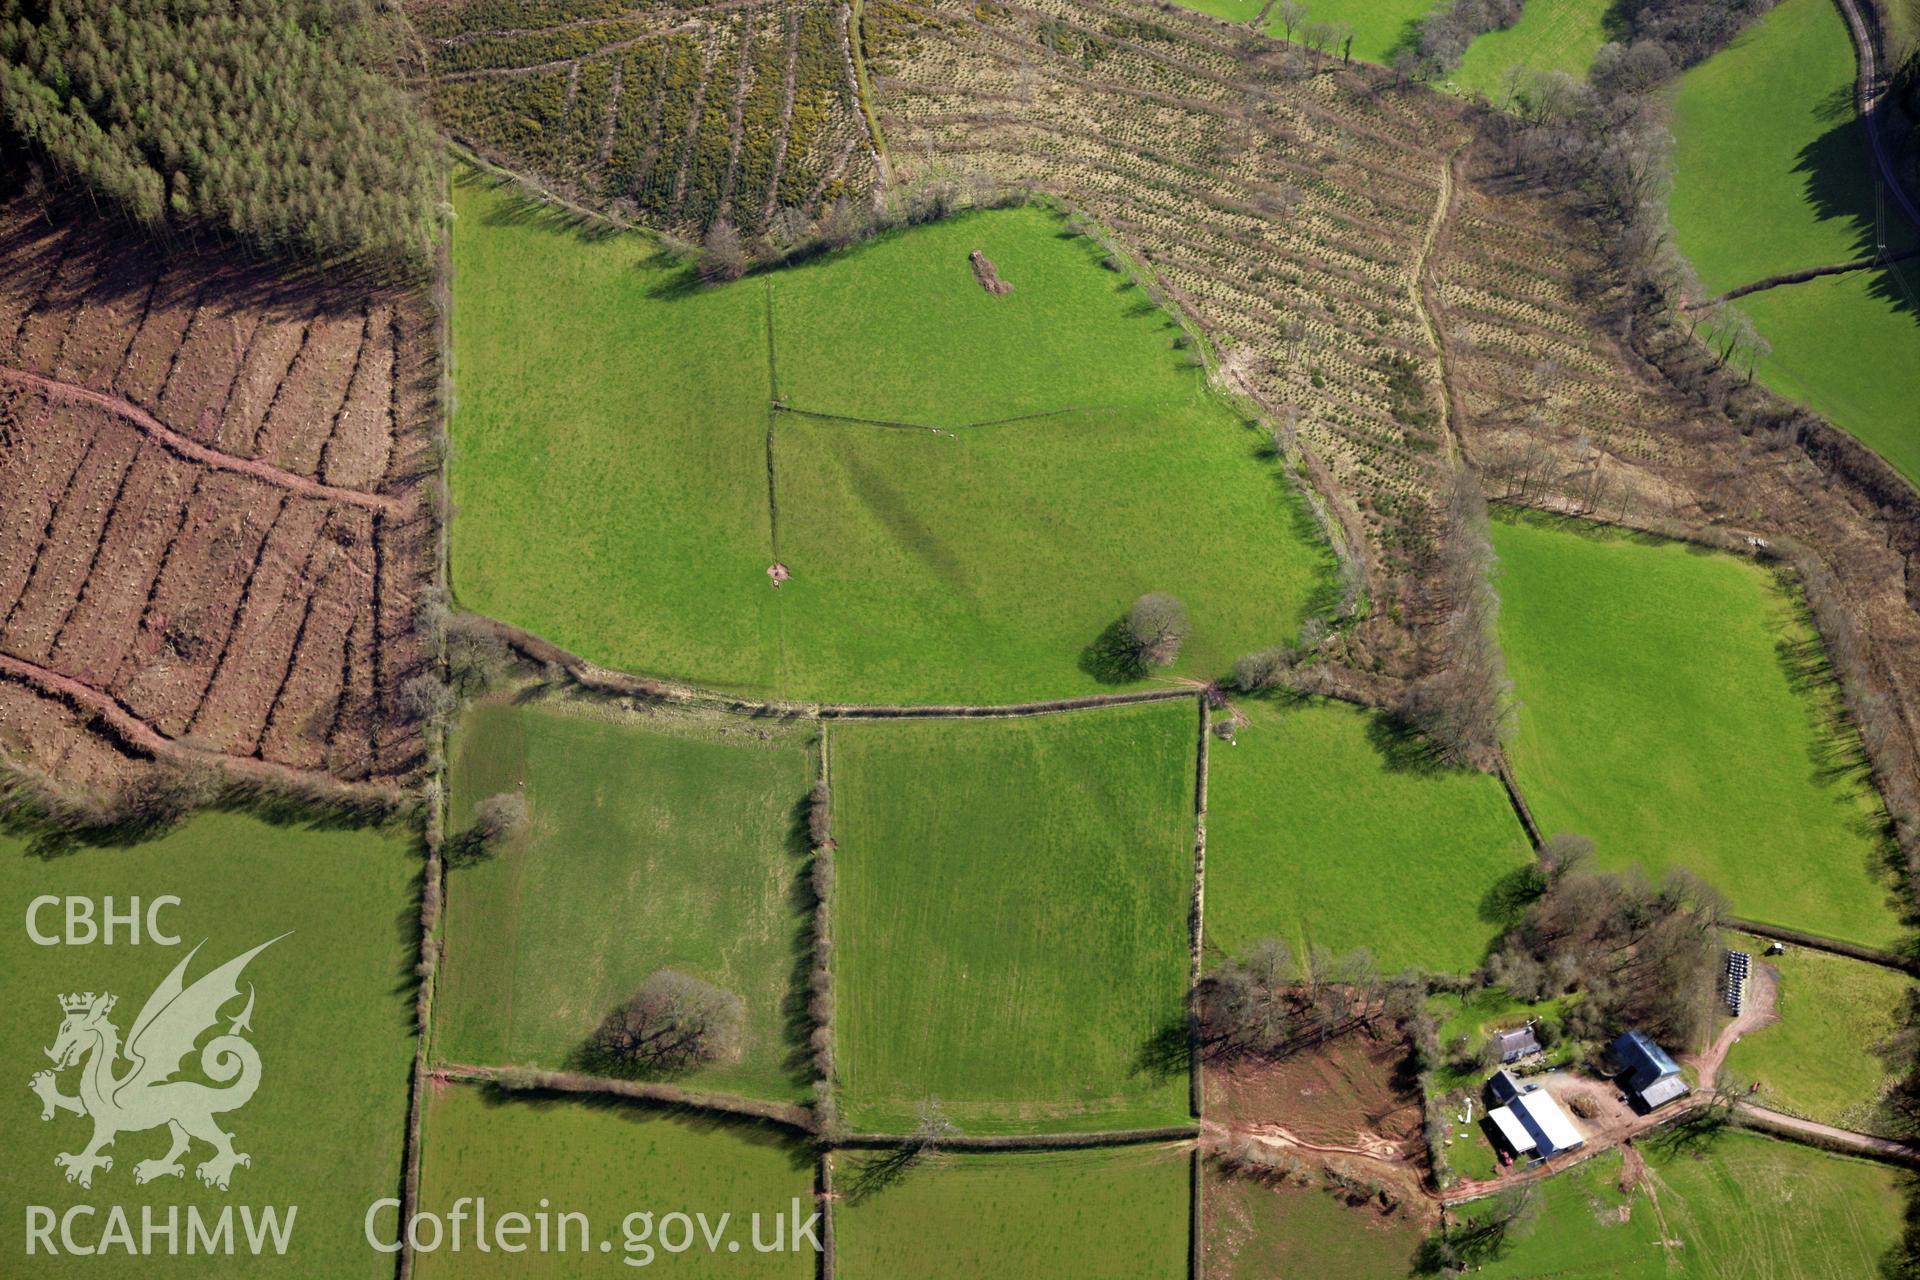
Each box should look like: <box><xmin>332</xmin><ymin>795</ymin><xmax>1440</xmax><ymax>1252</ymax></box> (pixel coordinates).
<box><xmin>415</xmin><ymin>1087</ymin><xmax>814</xmax><ymax>1279</ymax></box>
<box><xmin>1492</xmin><ymin>512</ymin><xmax>1901</xmax><ymax>949</ymax></box>
<box><xmin>1266</xmin><ymin>0</ymin><xmax>1438</xmax><ymax>66</ymax></box>
<box><xmin>1669</xmin><ymin>0</ymin><xmax>1912</xmax><ymax>291</ymax></box>
<box><xmin>769</xmin><ymin>205</ymin><xmax>1193</xmax><ymax>426</ymax></box>
<box><xmin>450</xmin><ymin>173</ymin><xmax>1333</xmax><ymax>702</ymax></box>
<box><xmin>1463</xmin><ymin>1132</ymin><xmax>1903</xmax><ymax>1278</ymax></box>
<box><xmin>448</xmin><ymin>170</ymin><xmax>778</xmax><ymax>694</ymax></box>
<box><xmin>1736</xmin><ymin>268</ymin><xmax>1920</xmax><ymax>485</ymax></box>
<box><xmin>1204</xmin><ymin>1171</ymin><xmax>1428</xmax><ymax>1280</ymax></box>
<box><xmin>773</xmin><ymin>401</ymin><xmax>1330</xmax><ymax>701</ymax></box>
<box><xmin>1167</xmin><ymin>0</ymin><xmax>1436</xmax><ymax>66</ymax></box>
<box><xmin>831</xmin><ymin>703</ymin><xmax>1195</xmax><ymax>1134</ymax></box>
<box><xmin>1451</xmin><ymin>0</ymin><xmax>1613</xmax><ymax>100</ymax></box>
<box><xmin>438</xmin><ymin>699</ymin><xmax>815</xmax><ymax>1102</ymax></box>
<box><xmin>0</xmin><ymin>814</ymin><xmax>418</xmax><ymax>1277</ymax></box>
<box><xmin>831</xmin><ymin>1145</ymin><xmax>1190</xmax><ymax>1279</ymax></box>
<box><xmin>1665</xmin><ymin>0</ymin><xmax>1920</xmax><ymax>480</ymax></box>
<box><xmin>1204</xmin><ymin>696</ymin><xmax>1534</xmax><ymax>974</ymax></box>
<box><xmin>1724</xmin><ymin>941</ymin><xmax>1912</xmax><ymax>1134</ymax></box>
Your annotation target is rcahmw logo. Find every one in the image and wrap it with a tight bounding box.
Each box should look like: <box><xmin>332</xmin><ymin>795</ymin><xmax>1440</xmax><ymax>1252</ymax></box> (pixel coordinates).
<box><xmin>22</xmin><ymin>916</ymin><xmax>299</xmax><ymax>1259</ymax></box>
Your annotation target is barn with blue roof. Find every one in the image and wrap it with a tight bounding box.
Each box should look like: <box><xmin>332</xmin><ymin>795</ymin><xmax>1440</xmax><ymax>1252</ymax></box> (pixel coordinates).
<box><xmin>1610</xmin><ymin>1029</ymin><xmax>1690</xmax><ymax>1112</ymax></box>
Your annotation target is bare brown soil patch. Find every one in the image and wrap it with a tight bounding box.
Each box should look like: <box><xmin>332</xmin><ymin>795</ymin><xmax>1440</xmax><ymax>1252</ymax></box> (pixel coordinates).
<box><xmin>0</xmin><ymin>188</ymin><xmax>435</xmax><ymax>787</ymax></box>
<box><xmin>968</xmin><ymin>249</ymin><xmax>1012</xmax><ymax>294</ymax></box>
<box><xmin>1207</xmin><ymin>1026</ymin><xmax>1425</xmax><ymax>1163</ymax></box>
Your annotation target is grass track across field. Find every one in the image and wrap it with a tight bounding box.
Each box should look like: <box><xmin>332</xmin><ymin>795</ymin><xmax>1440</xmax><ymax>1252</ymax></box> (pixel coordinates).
<box><xmin>415</xmin><ymin>1086</ymin><xmax>815</xmax><ymax>1277</ymax></box>
<box><xmin>1724</xmin><ymin>939</ymin><xmax>1914</xmax><ymax>1135</ymax></box>
<box><xmin>1462</xmin><ymin>1132</ymin><xmax>1903</xmax><ymax>1278</ymax></box>
<box><xmin>832</xmin><ymin>1144</ymin><xmax>1191</xmax><ymax>1279</ymax></box>
<box><xmin>438</xmin><ymin>698</ymin><xmax>815</xmax><ymax>1102</ymax></box>
<box><xmin>1204</xmin><ymin>695</ymin><xmax>1535</xmax><ymax>974</ymax></box>
<box><xmin>0</xmin><ymin>815</ymin><xmax>418</xmax><ymax>1278</ymax></box>
<box><xmin>449</xmin><ymin>171</ymin><xmax>1334</xmax><ymax>703</ymax></box>
<box><xmin>832</xmin><ymin>701</ymin><xmax>1196</xmax><ymax>1134</ymax></box>
<box><xmin>1491</xmin><ymin>511</ymin><xmax>1902</xmax><ymax>950</ymax></box>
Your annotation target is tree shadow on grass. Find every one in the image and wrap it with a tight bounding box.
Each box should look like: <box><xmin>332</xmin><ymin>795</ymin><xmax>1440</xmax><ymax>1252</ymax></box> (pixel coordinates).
<box><xmin>1792</xmin><ymin>106</ymin><xmax>1918</xmax><ymax>319</ymax></box>
<box><xmin>840</xmin><ymin>1147</ymin><xmax>924</xmax><ymax>1204</ymax></box>
<box><xmin>472</xmin><ymin>1082</ymin><xmax>815</xmax><ymax>1171</ymax></box>
<box><xmin>1643</xmin><ymin>1106</ymin><xmax>1731</xmax><ymax>1158</ymax></box>
<box><xmin>1079</xmin><ymin>618</ymin><xmax>1147</xmax><ymax>684</ymax></box>
<box><xmin>1363</xmin><ymin>712</ymin><xmax>1447</xmax><ymax>776</ymax></box>
<box><xmin>1478</xmin><ymin>864</ymin><xmax>1548</xmax><ymax>928</ymax></box>
<box><xmin>1133</xmin><ymin>1016</ymin><xmax>1192</xmax><ymax>1083</ymax></box>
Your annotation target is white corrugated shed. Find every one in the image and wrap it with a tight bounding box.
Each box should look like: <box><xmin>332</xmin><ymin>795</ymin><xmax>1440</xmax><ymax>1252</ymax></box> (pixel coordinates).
<box><xmin>1487</xmin><ymin>1104</ymin><xmax>1536</xmax><ymax>1154</ymax></box>
<box><xmin>1514</xmin><ymin>1091</ymin><xmax>1583</xmax><ymax>1156</ymax></box>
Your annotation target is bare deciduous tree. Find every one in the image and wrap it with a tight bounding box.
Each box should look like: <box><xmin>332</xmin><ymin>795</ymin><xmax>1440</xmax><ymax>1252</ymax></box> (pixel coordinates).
<box><xmin>1125</xmin><ymin>593</ymin><xmax>1190</xmax><ymax>667</ymax></box>
<box><xmin>585</xmin><ymin>970</ymin><xmax>745</xmax><ymax>1075</ymax></box>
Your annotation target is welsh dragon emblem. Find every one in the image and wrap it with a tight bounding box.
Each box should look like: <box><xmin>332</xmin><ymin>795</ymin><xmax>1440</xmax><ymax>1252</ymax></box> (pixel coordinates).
<box><xmin>29</xmin><ymin>936</ymin><xmax>285</xmax><ymax>1191</ymax></box>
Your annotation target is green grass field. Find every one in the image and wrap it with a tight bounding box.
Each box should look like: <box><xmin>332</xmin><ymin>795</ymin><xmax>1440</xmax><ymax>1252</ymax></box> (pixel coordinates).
<box><xmin>438</xmin><ymin>699</ymin><xmax>815</xmax><ymax>1102</ymax></box>
<box><xmin>1724</xmin><ymin>939</ymin><xmax>1913</xmax><ymax>1134</ymax></box>
<box><xmin>1736</xmin><ymin>266</ymin><xmax>1920</xmax><ymax>485</ymax></box>
<box><xmin>450</xmin><ymin>171</ymin><xmax>1333</xmax><ymax>703</ymax></box>
<box><xmin>1665</xmin><ymin>0</ymin><xmax>1920</xmax><ymax>483</ymax></box>
<box><xmin>0</xmin><ymin>814</ymin><xmax>418</xmax><ymax>1277</ymax></box>
<box><xmin>1451</xmin><ymin>0</ymin><xmax>1613</xmax><ymax>100</ymax></box>
<box><xmin>1205</xmin><ymin>1171</ymin><xmax>1427</xmax><ymax>1280</ymax></box>
<box><xmin>1464</xmin><ymin>1132</ymin><xmax>1903</xmax><ymax>1278</ymax></box>
<box><xmin>1167</xmin><ymin>0</ymin><xmax>1437</xmax><ymax>66</ymax></box>
<box><xmin>1492</xmin><ymin>513</ymin><xmax>1901</xmax><ymax>949</ymax></box>
<box><xmin>832</xmin><ymin>702</ymin><xmax>1196</xmax><ymax>1133</ymax></box>
<box><xmin>1670</xmin><ymin>0</ymin><xmax>1912</xmax><ymax>291</ymax></box>
<box><xmin>832</xmin><ymin>1145</ymin><xmax>1190</xmax><ymax>1279</ymax></box>
<box><xmin>1205</xmin><ymin>696</ymin><xmax>1535</xmax><ymax>975</ymax></box>
<box><xmin>449</xmin><ymin>169</ymin><xmax>777</xmax><ymax>694</ymax></box>
<box><xmin>415</xmin><ymin>1086</ymin><xmax>814</xmax><ymax>1277</ymax></box>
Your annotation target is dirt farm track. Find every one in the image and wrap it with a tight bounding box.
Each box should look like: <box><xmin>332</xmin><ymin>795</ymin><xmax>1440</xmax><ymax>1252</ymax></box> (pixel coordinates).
<box><xmin>0</xmin><ymin>191</ymin><xmax>435</xmax><ymax>788</ymax></box>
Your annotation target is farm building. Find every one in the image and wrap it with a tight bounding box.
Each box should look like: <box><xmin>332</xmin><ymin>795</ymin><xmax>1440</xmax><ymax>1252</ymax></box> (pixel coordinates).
<box><xmin>1610</xmin><ymin>1030</ymin><xmax>1691</xmax><ymax>1112</ymax></box>
<box><xmin>1486</xmin><ymin>1090</ymin><xmax>1584</xmax><ymax>1161</ymax></box>
<box><xmin>1491</xmin><ymin>1025</ymin><xmax>1541</xmax><ymax>1063</ymax></box>
<box><xmin>1483</xmin><ymin>1070</ymin><xmax>1584</xmax><ymax>1160</ymax></box>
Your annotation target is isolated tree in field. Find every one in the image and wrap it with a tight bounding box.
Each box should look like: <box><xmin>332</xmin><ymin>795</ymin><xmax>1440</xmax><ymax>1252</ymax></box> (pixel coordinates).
<box><xmin>1126</xmin><ymin>593</ymin><xmax>1190</xmax><ymax>667</ymax></box>
<box><xmin>447</xmin><ymin>791</ymin><xmax>529</xmax><ymax>867</ymax></box>
<box><xmin>1275</xmin><ymin>1</ymin><xmax>1308</xmax><ymax>43</ymax></box>
<box><xmin>699</xmin><ymin>218</ymin><xmax>749</xmax><ymax>283</ymax></box>
<box><xmin>587</xmin><ymin>970</ymin><xmax>745</xmax><ymax>1075</ymax></box>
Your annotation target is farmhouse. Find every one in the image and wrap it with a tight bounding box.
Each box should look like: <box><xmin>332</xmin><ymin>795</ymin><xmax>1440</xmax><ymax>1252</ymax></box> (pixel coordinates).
<box><xmin>1484</xmin><ymin>1071</ymin><xmax>1585</xmax><ymax>1161</ymax></box>
<box><xmin>1491</xmin><ymin>1025</ymin><xmax>1541</xmax><ymax>1063</ymax></box>
<box><xmin>1610</xmin><ymin>1030</ymin><xmax>1691</xmax><ymax>1112</ymax></box>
